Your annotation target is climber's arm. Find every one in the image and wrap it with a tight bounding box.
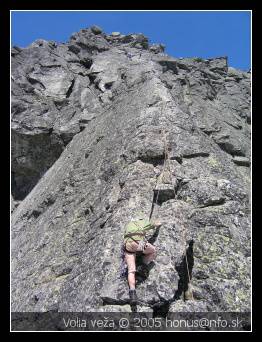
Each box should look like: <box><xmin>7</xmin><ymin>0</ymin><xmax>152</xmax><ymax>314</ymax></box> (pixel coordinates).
<box><xmin>151</xmin><ymin>219</ymin><xmax>162</xmax><ymax>228</ymax></box>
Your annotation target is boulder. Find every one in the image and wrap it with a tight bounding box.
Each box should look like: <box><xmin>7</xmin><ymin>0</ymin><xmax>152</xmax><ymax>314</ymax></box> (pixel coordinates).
<box><xmin>111</xmin><ymin>32</ymin><xmax>121</xmax><ymax>37</ymax></box>
<box><xmin>149</xmin><ymin>44</ymin><xmax>165</xmax><ymax>54</ymax></box>
<box><xmin>232</xmin><ymin>156</ymin><xmax>250</xmax><ymax>166</ymax></box>
<box><xmin>91</xmin><ymin>25</ymin><xmax>103</xmax><ymax>35</ymax></box>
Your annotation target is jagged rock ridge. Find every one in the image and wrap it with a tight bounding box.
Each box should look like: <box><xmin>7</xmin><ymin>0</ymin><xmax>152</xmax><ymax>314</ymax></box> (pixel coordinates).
<box><xmin>11</xmin><ymin>26</ymin><xmax>251</xmax><ymax>314</ymax></box>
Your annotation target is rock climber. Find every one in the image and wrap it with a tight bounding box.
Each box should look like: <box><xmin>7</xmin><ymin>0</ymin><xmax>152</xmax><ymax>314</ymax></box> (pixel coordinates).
<box><xmin>123</xmin><ymin>216</ymin><xmax>162</xmax><ymax>304</ymax></box>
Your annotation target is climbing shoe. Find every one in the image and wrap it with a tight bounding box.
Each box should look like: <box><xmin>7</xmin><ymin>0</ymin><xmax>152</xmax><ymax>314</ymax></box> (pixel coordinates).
<box><xmin>184</xmin><ymin>283</ymin><xmax>194</xmax><ymax>300</ymax></box>
<box><xmin>129</xmin><ymin>289</ymin><xmax>138</xmax><ymax>305</ymax></box>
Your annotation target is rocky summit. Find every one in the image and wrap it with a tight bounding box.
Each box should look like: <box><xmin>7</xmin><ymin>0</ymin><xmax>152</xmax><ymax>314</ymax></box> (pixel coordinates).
<box><xmin>11</xmin><ymin>26</ymin><xmax>251</xmax><ymax>314</ymax></box>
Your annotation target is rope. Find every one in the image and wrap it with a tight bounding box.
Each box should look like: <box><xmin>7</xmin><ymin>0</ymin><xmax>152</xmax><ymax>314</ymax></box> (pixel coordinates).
<box><xmin>149</xmin><ymin>103</ymin><xmax>194</xmax><ymax>300</ymax></box>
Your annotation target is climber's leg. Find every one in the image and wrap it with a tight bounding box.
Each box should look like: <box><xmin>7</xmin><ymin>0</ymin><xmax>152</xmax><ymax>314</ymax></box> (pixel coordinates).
<box><xmin>126</xmin><ymin>253</ymin><xmax>136</xmax><ymax>289</ymax></box>
<box><xmin>142</xmin><ymin>242</ymin><xmax>156</xmax><ymax>265</ymax></box>
<box><xmin>124</xmin><ymin>242</ymin><xmax>139</xmax><ymax>304</ymax></box>
<box><xmin>127</xmin><ymin>271</ymin><xmax>136</xmax><ymax>289</ymax></box>
<box><xmin>125</xmin><ymin>242</ymin><xmax>138</xmax><ymax>289</ymax></box>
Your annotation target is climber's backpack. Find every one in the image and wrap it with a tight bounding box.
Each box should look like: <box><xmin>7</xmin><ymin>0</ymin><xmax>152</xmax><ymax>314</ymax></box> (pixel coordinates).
<box><xmin>124</xmin><ymin>219</ymin><xmax>155</xmax><ymax>242</ymax></box>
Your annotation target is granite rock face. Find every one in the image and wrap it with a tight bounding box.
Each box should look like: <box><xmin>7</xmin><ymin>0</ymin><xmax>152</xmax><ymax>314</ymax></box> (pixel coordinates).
<box><xmin>11</xmin><ymin>27</ymin><xmax>251</xmax><ymax>314</ymax></box>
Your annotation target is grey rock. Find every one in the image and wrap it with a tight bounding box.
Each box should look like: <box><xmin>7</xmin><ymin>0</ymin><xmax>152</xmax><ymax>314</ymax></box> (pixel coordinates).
<box><xmin>11</xmin><ymin>46</ymin><xmax>23</xmax><ymax>56</ymax></box>
<box><xmin>68</xmin><ymin>44</ymin><xmax>81</xmax><ymax>54</ymax></box>
<box><xmin>208</xmin><ymin>56</ymin><xmax>228</xmax><ymax>73</ymax></box>
<box><xmin>212</xmin><ymin>129</ymin><xmax>247</xmax><ymax>156</ymax></box>
<box><xmin>91</xmin><ymin>25</ymin><xmax>103</xmax><ymax>35</ymax></box>
<box><xmin>149</xmin><ymin>44</ymin><xmax>165</xmax><ymax>54</ymax></box>
<box><xmin>121</xmin><ymin>33</ymin><xmax>149</xmax><ymax>49</ymax></box>
<box><xmin>232</xmin><ymin>156</ymin><xmax>250</xmax><ymax>166</ymax></box>
<box><xmin>227</xmin><ymin>67</ymin><xmax>244</xmax><ymax>80</ymax></box>
<box><xmin>111</xmin><ymin>32</ymin><xmax>121</xmax><ymax>37</ymax></box>
<box><xmin>70</xmin><ymin>29</ymin><xmax>110</xmax><ymax>53</ymax></box>
<box><xmin>155</xmin><ymin>56</ymin><xmax>178</xmax><ymax>73</ymax></box>
<box><xmin>11</xmin><ymin>195</ymin><xmax>21</xmax><ymax>213</ymax></box>
<box><xmin>29</xmin><ymin>39</ymin><xmax>51</xmax><ymax>48</ymax></box>
<box><xmin>96</xmin><ymin>304</ymin><xmax>132</xmax><ymax>312</ymax></box>
<box><xmin>11</xmin><ymin>26</ymin><xmax>250</xmax><ymax>316</ymax></box>
<box><xmin>169</xmin><ymin>299</ymin><xmax>209</xmax><ymax>312</ymax></box>
<box><xmin>177</xmin><ymin>178</ymin><xmax>225</xmax><ymax>207</ymax></box>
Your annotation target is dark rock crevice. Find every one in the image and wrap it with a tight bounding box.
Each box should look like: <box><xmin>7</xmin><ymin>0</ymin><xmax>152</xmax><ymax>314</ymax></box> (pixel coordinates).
<box><xmin>79</xmin><ymin>57</ymin><xmax>93</xmax><ymax>69</ymax></box>
<box><xmin>153</xmin><ymin>187</ymin><xmax>176</xmax><ymax>206</ymax></box>
<box><xmin>65</xmin><ymin>79</ymin><xmax>75</xmax><ymax>98</ymax></box>
<box><xmin>182</xmin><ymin>152</ymin><xmax>210</xmax><ymax>159</ymax></box>
<box><xmin>152</xmin><ymin>301</ymin><xmax>170</xmax><ymax>318</ymax></box>
<box><xmin>174</xmin><ymin>240</ymin><xmax>194</xmax><ymax>301</ymax></box>
<box><xmin>27</xmin><ymin>76</ymin><xmax>46</xmax><ymax>90</ymax></box>
<box><xmin>11</xmin><ymin>130</ymin><xmax>65</xmax><ymax>200</ymax></box>
<box><xmin>174</xmin><ymin>178</ymin><xmax>192</xmax><ymax>194</ymax></box>
<box><xmin>102</xmin><ymin>297</ymin><xmax>129</xmax><ymax>306</ymax></box>
<box><xmin>215</xmin><ymin>141</ymin><xmax>246</xmax><ymax>157</ymax></box>
<box><xmin>137</xmin><ymin>155</ymin><xmax>165</xmax><ymax>167</ymax></box>
<box><xmin>170</xmin><ymin>155</ymin><xmax>183</xmax><ymax>164</ymax></box>
<box><xmin>87</xmin><ymin>73</ymin><xmax>98</xmax><ymax>85</ymax></box>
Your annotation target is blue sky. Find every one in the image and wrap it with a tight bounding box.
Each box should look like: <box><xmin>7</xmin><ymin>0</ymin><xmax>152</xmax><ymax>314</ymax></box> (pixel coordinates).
<box><xmin>11</xmin><ymin>11</ymin><xmax>251</xmax><ymax>71</ymax></box>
